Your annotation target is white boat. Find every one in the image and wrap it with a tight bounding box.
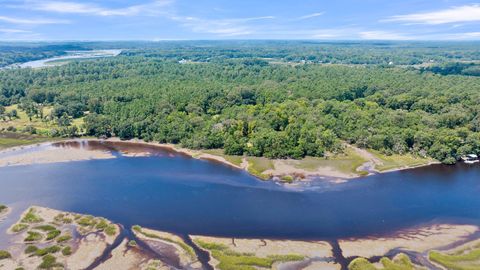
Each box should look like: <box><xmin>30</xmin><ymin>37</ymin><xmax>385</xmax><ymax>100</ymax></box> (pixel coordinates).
<box><xmin>462</xmin><ymin>154</ymin><xmax>479</xmax><ymax>164</ymax></box>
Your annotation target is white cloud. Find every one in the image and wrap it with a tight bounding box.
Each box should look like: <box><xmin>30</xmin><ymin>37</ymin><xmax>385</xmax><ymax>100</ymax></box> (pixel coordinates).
<box><xmin>0</xmin><ymin>28</ymin><xmax>30</xmax><ymax>33</ymax></box>
<box><xmin>385</xmin><ymin>4</ymin><xmax>480</xmax><ymax>24</ymax></box>
<box><xmin>173</xmin><ymin>16</ymin><xmax>275</xmax><ymax>37</ymax></box>
<box><xmin>11</xmin><ymin>0</ymin><xmax>173</xmax><ymax>16</ymax></box>
<box><xmin>297</xmin><ymin>12</ymin><xmax>324</xmax><ymax>20</ymax></box>
<box><xmin>359</xmin><ymin>31</ymin><xmax>411</xmax><ymax>40</ymax></box>
<box><xmin>0</xmin><ymin>15</ymin><xmax>68</xmax><ymax>24</ymax></box>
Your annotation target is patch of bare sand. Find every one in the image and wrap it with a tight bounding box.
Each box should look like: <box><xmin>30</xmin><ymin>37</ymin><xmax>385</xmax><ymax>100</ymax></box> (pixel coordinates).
<box><xmin>95</xmin><ymin>239</ymin><xmax>169</xmax><ymax>270</ymax></box>
<box><xmin>340</xmin><ymin>224</ymin><xmax>479</xmax><ymax>258</ymax></box>
<box><xmin>0</xmin><ymin>258</ymin><xmax>17</xmax><ymax>270</ymax></box>
<box><xmin>264</xmin><ymin>159</ymin><xmax>354</xmax><ymax>179</ymax></box>
<box><xmin>303</xmin><ymin>261</ymin><xmax>341</xmax><ymax>270</ymax></box>
<box><xmin>0</xmin><ymin>146</ymin><xmax>115</xmax><ymax>167</ymax></box>
<box><xmin>104</xmin><ymin>138</ymin><xmax>246</xmax><ymax>170</ymax></box>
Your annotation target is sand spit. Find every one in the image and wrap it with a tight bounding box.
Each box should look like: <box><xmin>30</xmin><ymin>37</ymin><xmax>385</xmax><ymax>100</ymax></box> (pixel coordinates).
<box><xmin>96</xmin><ymin>239</ymin><xmax>169</xmax><ymax>270</ymax></box>
<box><xmin>191</xmin><ymin>235</ymin><xmax>338</xmax><ymax>270</ymax></box>
<box><xmin>339</xmin><ymin>224</ymin><xmax>479</xmax><ymax>258</ymax></box>
<box><xmin>3</xmin><ymin>206</ymin><xmax>120</xmax><ymax>270</ymax></box>
<box><xmin>132</xmin><ymin>226</ymin><xmax>202</xmax><ymax>269</ymax></box>
<box><xmin>0</xmin><ymin>144</ymin><xmax>115</xmax><ymax>168</ymax></box>
<box><xmin>264</xmin><ymin>159</ymin><xmax>354</xmax><ymax>179</ymax></box>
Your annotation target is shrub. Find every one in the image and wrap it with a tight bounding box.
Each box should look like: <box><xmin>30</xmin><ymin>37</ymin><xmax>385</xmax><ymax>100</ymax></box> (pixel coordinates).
<box><xmin>24</xmin><ymin>231</ymin><xmax>43</xmax><ymax>242</ymax></box>
<box><xmin>21</xmin><ymin>208</ymin><xmax>43</xmax><ymax>223</ymax></box>
<box><xmin>38</xmin><ymin>254</ymin><xmax>62</xmax><ymax>269</ymax></box>
<box><xmin>77</xmin><ymin>216</ymin><xmax>96</xmax><ymax>227</ymax></box>
<box><xmin>62</xmin><ymin>246</ymin><xmax>72</xmax><ymax>256</ymax></box>
<box><xmin>25</xmin><ymin>245</ymin><xmax>39</xmax><ymax>254</ymax></box>
<box><xmin>0</xmin><ymin>250</ymin><xmax>11</xmax><ymax>260</ymax></box>
<box><xmin>46</xmin><ymin>230</ymin><xmax>61</xmax><ymax>240</ymax></box>
<box><xmin>35</xmin><ymin>246</ymin><xmax>61</xmax><ymax>257</ymax></box>
<box><xmin>104</xmin><ymin>224</ymin><xmax>116</xmax><ymax>236</ymax></box>
<box><xmin>95</xmin><ymin>219</ymin><xmax>108</xmax><ymax>230</ymax></box>
<box><xmin>128</xmin><ymin>240</ymin><xmax>137</xmax><ymax>247</ymax></box>
<box><xmin>34</xmin><ymin>225</ymin><xmax>57</xmax><ymax>232</ymax></box>
<box><xmin>11</xmin><ymin>223</ymin><xmax>28</xmax><ymax>233</ymax></box>
<box><xmin>56</xmin><ymin>234</ymin><xmax>72</xmax><ymax>243</ymax></box>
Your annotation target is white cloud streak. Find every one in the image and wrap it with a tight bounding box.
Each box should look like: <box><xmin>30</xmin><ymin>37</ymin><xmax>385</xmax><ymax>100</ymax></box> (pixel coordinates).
<box><xmin>11</xmin><ymin>0</ymin><xmax>173</xmax><ymax>16</ymax></box>
<box><xmin>297</xmin><ymin>12</ymin><xmax>324</xmax><ymax>20</ymax></box>
<box><xmin>0</xmin><ymin>15</ymin><xmax>68</xmax><ymax>24</ymax></box>
<box><xmin>0</xmin><ymin>28</ymin><xmax>30</xmax><ymax>33</ymax></box>
<box><xmin>385</xmin><ymin>4</ymin><xmax>480</xmax><ymax>24</ymax></box>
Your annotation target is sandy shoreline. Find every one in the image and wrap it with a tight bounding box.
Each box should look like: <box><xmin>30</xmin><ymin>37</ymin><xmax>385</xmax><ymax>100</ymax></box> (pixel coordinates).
<box><xmin>0</xmin><ymin>142</ymin><xmax>115</xmax><ymax>168</ymax></box>
<box><xmin>0</xmin><ymin>137</ymin><xmax>439</xmax><ymax>182</ymax></box>
<box><xmin>92</xmin><ymin>138</ymin><xmax>442</xmax><ymax>181</ymax></box>
<box><xmin>339</xmin><ymin>223</ymin><xmax>479</xmax><ymax>258</ymax></box>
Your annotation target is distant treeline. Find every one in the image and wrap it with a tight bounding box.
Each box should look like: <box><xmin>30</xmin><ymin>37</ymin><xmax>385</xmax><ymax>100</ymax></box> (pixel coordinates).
<box><xmin>422</xmin><ymin>62</ymin><xmax>480</xmax><ymax>77</ymax></box>
<box><xmin>1</xmin><ymin>42</ymin><xmax>480</xmax><ymax>164</ymax></box>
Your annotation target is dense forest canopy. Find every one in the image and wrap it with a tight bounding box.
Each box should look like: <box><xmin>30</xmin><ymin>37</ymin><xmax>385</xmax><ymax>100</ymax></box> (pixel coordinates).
<box><xmin>1</xmin><ymin>41</ymin><xmax>480</xmax><ymax>164</ymax></box>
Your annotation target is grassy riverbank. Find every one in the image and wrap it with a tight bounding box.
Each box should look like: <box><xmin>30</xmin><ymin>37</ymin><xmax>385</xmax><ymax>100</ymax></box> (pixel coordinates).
<box><xmin>368</xmin><ymin>150</ymin><xmax>437</xmax><ymax>172</ymax></box>
<box><xmin>0</xmin><ymin>132</ymin><xmax>52</xmax><ymax>150</ymax></box>
<box><xmin>0</xmin><ymin>133</ymin><xmax>440</xmax><ymax>182</ymax></box>
<box><xmin>0</xmin><ymin>104</ymin><xmax>85</xmax><ymax>136</ymax></box>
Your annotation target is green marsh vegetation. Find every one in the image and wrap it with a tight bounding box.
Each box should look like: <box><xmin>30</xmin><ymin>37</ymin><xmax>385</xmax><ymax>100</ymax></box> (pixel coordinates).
<box><xmin>429</xmin><ymin>243</ymin><xmax>480</xmax><ymax>270</ymax></box>
<box><xmin>38</xmin><ymin>254</ymin><xmax>62</xmax><ymax>269</ymax></box>
<box><xmin>56</xmin><ymin>234</ymin><xmax>72</xmax><ymax>243</ymax></box>
<box><xmin>24</xmin><ymin>231</ymin><xmax>43</xmax><ymax>242</ymax></box>
<box><xmin>0</xmin><ymin>250</ymin><xmax>12</xmax><ymax>260</ymax></box>
<box><xmin>11</xmin><ymin>223</ymin><xmax>28</xmax><ymax>233</ymax></box>
<box><xmin>195</xmin><ymin>239</ymin><xmax>304</xmax><ymax>270</ymax></box>
<box><xmin>348</xmin><ymin>253</ymin><xmax>421</xmax><ymax>270</ymax></box>
<box><xmin>21</xmin><ymin>208</ymin><xmax>44</xmax><ymax>224</ymax></box>
<box><xmin>61</xmin><ymin>246</ymin><xmax>72</xmax><ymax>256</ymax></box>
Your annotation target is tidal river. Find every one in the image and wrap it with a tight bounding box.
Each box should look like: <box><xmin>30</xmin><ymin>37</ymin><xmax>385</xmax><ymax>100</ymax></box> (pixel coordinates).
<box><xmin>0</xmin><ymin>141</ymin><xmax>479</xmax><ymax>241</ymax></box>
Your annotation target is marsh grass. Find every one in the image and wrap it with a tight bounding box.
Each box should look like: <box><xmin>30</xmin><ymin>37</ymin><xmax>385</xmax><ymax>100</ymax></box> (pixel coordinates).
<box><xmin>368</xmin><ymin>150</ymin><xmax>434</xmax><ymax>172</ymax></box>
<box><xmin>429</xmin><ymin>246</ymin><xmax>480</xmax><ymax>270</ymax></box>
<box><xmin>21</xmin><ymin>208</ymin><xmax>43</xmax><ymax>224</ymax></box>
<box><xmin>195</xmin><ymin>239</ymin><xmax>304</xmax><ymax>270</ymax></box>
<box><xmin>0</xmin><ymin>250</ymin><xmax>11</xmax><ymax>260</ymax></box>
<box><xmin>46</xmin><ymin>230</ymin><xmax>61</xmax><ymax>240</ymax></box>
<box><xmin>62</xmin><ymin>246</ymin><xmax>72</xmax><ymax>256</ymax></box>
<box><xmin>11</xmin><ymin>223</ymin><xmax>29</xmax><ymax>233</ymax></box>
<box><xmin>35</xmin><ymin>245</ymin><xmax>61</xmax><ymax>257</ymax></box>
<box><xmin>56</xmin><ymin>234</ymin><xmax>72</xmax><ymax>243</ymax></box>
<box><xmin>34</xmin><ymin>225</ymin><xmax>57</xmax><ymax>232</ymax></box>
<box><xmin>24</xmin><ymin>231</ymin><xmax>43</xmax><ymax>242</ymax></box>
<box><xmin>348</xmin><ymin>253</ymin><xmax>418</xmax><ymax>270</ymax></box>
<box><xmin>38</xmin><ymin>254</ymin><xmax>62</xmax><ymax>269</ymax></box>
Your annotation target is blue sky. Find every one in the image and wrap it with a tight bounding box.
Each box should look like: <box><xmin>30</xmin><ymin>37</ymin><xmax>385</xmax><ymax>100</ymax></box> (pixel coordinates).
<box><xmin>0</xmin><ymin>0</ymin><xmax>480</xmax><ymax>40</ymax></box>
